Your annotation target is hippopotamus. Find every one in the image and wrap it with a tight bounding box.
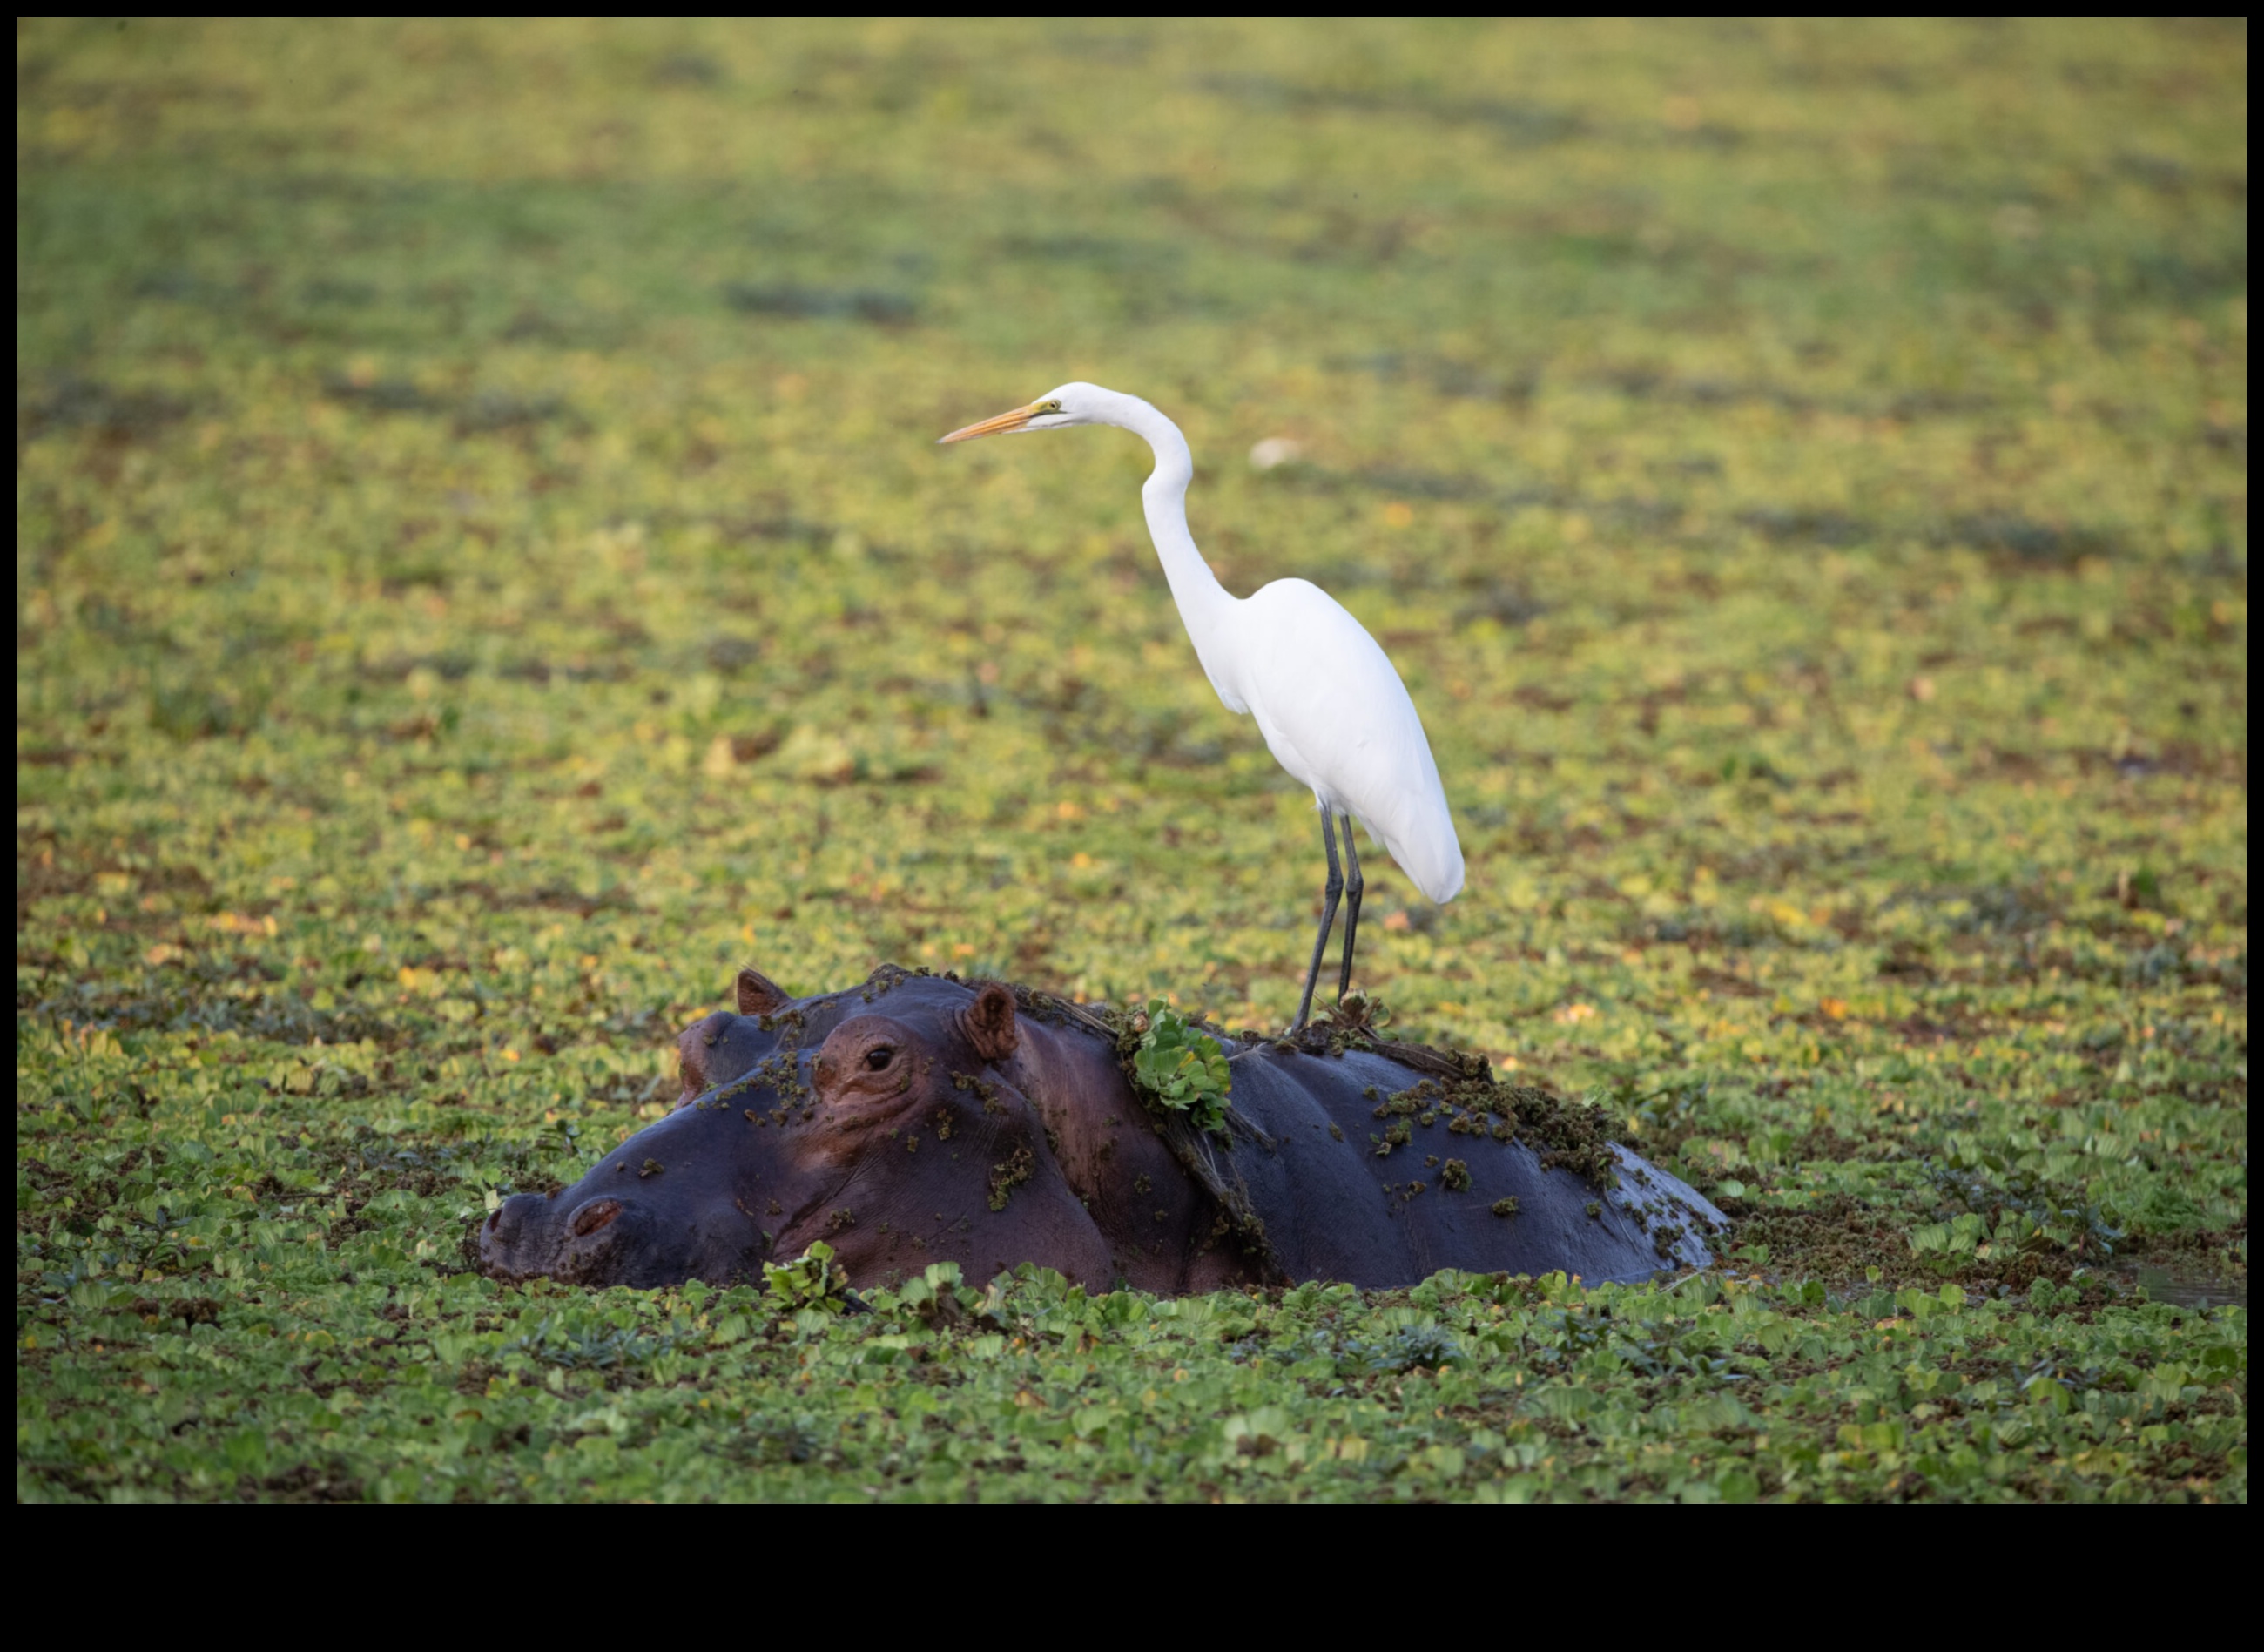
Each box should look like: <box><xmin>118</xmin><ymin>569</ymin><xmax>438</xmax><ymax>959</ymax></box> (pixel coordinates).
<box><xmin>480</xmin><ymin>965</ymin><xmax>1725</xmax><ymax>1293</ymax></box>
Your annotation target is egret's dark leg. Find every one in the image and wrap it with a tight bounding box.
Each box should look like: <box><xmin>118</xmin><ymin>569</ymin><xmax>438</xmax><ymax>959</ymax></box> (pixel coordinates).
<box><xmin>1336</xmin><ymin>813</ymin><xmax>1364</xmax><ymax>1003</ymax></box>
<box><xmin>1290</xmin><ymin>812</ymin><xmax>1344</xmax><ymax>1033</ymax></box>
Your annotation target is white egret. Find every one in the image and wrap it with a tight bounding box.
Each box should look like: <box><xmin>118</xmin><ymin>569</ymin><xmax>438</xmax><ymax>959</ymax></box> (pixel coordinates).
<box><xmin>940</xmin><ymin>383</ymin><xmax>1463</xmax><ymax>1030</ymax></box>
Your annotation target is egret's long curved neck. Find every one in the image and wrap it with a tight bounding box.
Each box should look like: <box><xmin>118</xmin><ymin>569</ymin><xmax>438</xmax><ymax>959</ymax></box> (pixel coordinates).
<box><xmin>1095</xmin><ymin>391</ymin><xmax>1242</xmax><ymax>705</ymax></box>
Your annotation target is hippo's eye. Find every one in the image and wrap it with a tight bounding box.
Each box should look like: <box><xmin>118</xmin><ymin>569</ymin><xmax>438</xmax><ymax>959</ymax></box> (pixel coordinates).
<box><xmin>864</xmin><ymin>1045</ymin><xmax>895</xmax><ymax>1072</ymax></box>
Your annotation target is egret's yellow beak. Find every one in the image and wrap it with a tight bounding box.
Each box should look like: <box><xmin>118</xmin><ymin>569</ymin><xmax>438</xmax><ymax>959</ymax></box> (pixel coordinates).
<box><xmin>937</xmin><ymin>402</ymin><xmax>1044</xmax><ymax>444</ymax></box>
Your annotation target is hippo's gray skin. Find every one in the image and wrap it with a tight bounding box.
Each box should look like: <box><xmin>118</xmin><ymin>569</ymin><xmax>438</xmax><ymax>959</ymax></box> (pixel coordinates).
<box><xmin>481</xmin><ymin>966</ymin><xmax>1726</xmax><ymax>1293</ymax></box>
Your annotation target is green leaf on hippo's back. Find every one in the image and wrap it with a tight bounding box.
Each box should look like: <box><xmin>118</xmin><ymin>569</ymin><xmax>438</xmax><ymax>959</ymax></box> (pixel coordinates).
<box><xmin>1128</xmin><ymin>1001</ymin><xmax>1230</xmax><ymax>1136</ymax></box>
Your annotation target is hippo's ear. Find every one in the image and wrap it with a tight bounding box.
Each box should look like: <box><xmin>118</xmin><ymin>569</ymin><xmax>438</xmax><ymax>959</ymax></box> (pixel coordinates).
<box><xmin>735</xmin><ymin>967</ymin><xmax>792</xmax><ymax>1017</ymax></box>
<box><xmin>964</xmin><ymin>982</ymin><xmax>1019</xmax><ymax>1064</ymax></box>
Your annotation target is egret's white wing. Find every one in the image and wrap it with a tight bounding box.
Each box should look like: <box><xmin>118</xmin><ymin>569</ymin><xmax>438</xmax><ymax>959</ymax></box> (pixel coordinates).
<box><xmin>1236</xmin><ymin>579</ymin><xmax>1464</xmax><ymax>904</ymax></box>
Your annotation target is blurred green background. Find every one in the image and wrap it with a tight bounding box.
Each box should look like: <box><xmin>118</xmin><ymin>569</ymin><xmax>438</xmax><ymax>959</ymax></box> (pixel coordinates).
<box><xmin>17</xmin><ymin>20</ymin><xmax>2247</xmax><ymax>1501</ymax></box>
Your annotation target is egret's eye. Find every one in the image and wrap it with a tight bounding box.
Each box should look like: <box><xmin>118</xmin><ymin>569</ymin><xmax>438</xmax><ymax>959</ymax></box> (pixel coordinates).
<box><xmin>1037</xmin><ymin>399</ymin><xmax>1062</xmax><ymax>414</ymax></box>
<box><xmin>864</xmin><ymin>1045</ymin><xmax>895</xmax><ymax>1072</ymax></box>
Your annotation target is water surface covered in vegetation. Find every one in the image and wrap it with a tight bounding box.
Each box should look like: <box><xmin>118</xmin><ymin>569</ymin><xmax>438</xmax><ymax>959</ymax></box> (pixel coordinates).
<box><xmin>17</xmin><ymin>19</ymin><xmax>2246</xmax><ymax>1500</ymax></box>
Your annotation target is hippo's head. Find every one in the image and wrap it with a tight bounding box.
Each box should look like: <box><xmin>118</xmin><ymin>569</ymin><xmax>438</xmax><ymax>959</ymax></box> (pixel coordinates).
<box><xmin>672</xmin><ymin>966</ymin><xmax>800</xmax><ymax>1105</ymax></box>
<box><xmin>479</xmin><ymin>968</ymin><xmax>1112</xmax><ymax>1290</ymax></box>
<box><xmin>480</xmin><ymin>967</ymin><xmax>807</xmax><ymax>1288</ymax></box>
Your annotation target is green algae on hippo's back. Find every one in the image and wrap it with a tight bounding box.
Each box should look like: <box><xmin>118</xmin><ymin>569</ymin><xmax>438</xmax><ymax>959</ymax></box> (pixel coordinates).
<box><xmin>482</xmin><ymin>968</ymin><xmax>1724</xmax><ymax>1293</ymax></box>
<box><xmin>1364</xmin><ymin>1073</ymin><xmax>1623</xmax><ymax>1190</ymax></box>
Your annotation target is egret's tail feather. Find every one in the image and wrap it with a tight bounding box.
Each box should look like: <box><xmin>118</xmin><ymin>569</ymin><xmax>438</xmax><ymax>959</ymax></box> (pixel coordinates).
<box><xmin>1377</xmin><ymin>814</ymin><xmax>1463</xmax><ymax>907</ymax></box>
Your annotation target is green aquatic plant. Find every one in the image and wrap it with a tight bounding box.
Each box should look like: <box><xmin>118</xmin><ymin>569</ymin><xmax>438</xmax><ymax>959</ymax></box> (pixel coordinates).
<box><xmin>1342</xmin><ymin>1322</ymin><xmax>1466</xmax><ymax>1375</ymax></box>
<box><xmin>763</xmin><ymin>1241</ymin><xmax>854</xmax><ymax>1316</ymax></box>
<box><xmin>1129</xmin><ymin>999</ymin><xmax>1233</xmax><ymax>1137</ymax></box>
<box><xmin>886</xmin><ymin>1260</ymin><xmax>988</xmax><ymax>1330</ymax></box>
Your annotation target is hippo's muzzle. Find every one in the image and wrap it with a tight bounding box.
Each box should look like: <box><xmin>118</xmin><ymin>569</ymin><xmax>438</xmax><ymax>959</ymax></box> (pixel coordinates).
<box><xmin>482</xmin><ymin>1189</ymin><xmax>664</xmax><ymax>1285</ymax></box>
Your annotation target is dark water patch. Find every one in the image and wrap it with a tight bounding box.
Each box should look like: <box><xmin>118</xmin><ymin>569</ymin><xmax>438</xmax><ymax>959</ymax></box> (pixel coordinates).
<box><xmin>302</xmin><ymin>277</ymin><xmax>379</xmax><ymax>307</ymax></box>
<box><xmin>1942</xmin><ymin>513</ymin><xmax>2125</xmax><ymax>565</ymax></box>
<box><xmin>1885</xmin><ymin>882</ymin><xmax>2065</xmax><ymax>937</ymax></box>
<box><xmin>1882</xmin><ymin>388</ymin><xmax>1995</xmax><ymax>419</ymax></box>
<box><xmin>374</xmin><ymin>555</ymin><xmax>452</xmax><ymax>594</ymax></box>
<box><xmin>1359</xmin><ymin>466</ymin><xmax>1498</xmax><ymax>503</ymax></box>
<box><xmin>147</xmin><ymin>680</ymin><xmax>268</xmax><ymax>743</ymax></box>
<box><xmin>501</xmin><ymin>307</ymin><xmax>570</xmax><ymax>342</ymax></box>
<box><xmin>2072</xmin><ymin>743</ymin><xmax>2246</xmax><ymax>786</ymax></box>
<box><xmin>1634</xmin><ymin>907</ymin><xmax>1822</xmax><ymax>952</ymax></box>
<box><xmin>996</xmin><ymin>233</ymin><xmax>1172</xmax><ymax>274</ymax></box>
<box><xmin>131</xmin><ymin>268</ymin><xmax>237</xmax><ymax>306</ymax></box>
<box><xmin>2126</xmin><ymin>1266</ymin><xmax>2246</xmax><ymax>1311</ymax></box>
<box><xmin>2065</xmin><ymin>937</ymin><xmax>2244</xmax><ymax>993</ymax></box>
<box><xmin>1046</xmin><ymin>30</ymin><xmax>1153</xmax><ymax>64</ymax></box>
<box><xmin>17</xmin><ymin>846</ymin><xmax>210</xmax><ymax>925</ymax></box>
<box><xmin>1452</xmin><ymin>577</ymin><xmax>1546</xmax><ymax>628</ymax></box>
<box><xmin>2106</xmin><ymin>248</ymin><xmax>2247</xmax><ymax>307</ymax></box>
<box><xmin>1196</xmin><ymin>74</ymin><xmax>1586</xmax><ymax>146</ymax></box>
<box><xmin>444</xmin><ymin>879</ymin><xmax>643</xmax><ymax>920</ymax></box>
<box><xmin>24</xmin><ymin>981</ymin><xmax>401</xmax><ymax>1048</ymax></box>
<box><xmin>320</xmin><ymin>374</ymin><xmax>449</xmax><ymax>415</ymax></box>
<box><xmin>707</xmin><ymin>512</ymin><xmax>837</xmax><ymax>550</ymax></box>
<box><xmin>1123</xmin><ymin>709</ymin><xmax>1224</xmax><ymax>772</ymax></box>
<box><xmin>455</xmin><ymin>389</ymin><xmax>566</xmax><ymax>434</ymax></box>
<box><xmin>1573</xmin><ymin>363</ymin><xmax>1997</xmax><ymax>423</ymax></box>
<box><xmin>723</xmin><ymin>283</ymin><xmax>916</xmax><ymax>326</ymax></box>
<box><xmin>498</xmin><ymin>657</ymin><xmax>637</xmax><ymax>685</ymax></box>
<box><xmin>19</xmin><ymin>376</ymin><xmax>190</xmax><ymax>443</ymax></box>
<box><xmin>2114</xmin><ymin>151</ymin><xmax>2193</xmax><ymax>195</ymax></box>
<box><xmin>1333</xmin><ymin>352</ymin><xmax>1540</xmax><ymax>407</ymax></box>
<box><xmin>1593</xmin><ymin>496</ymin><xmax>1688</xmax><ymax>535</ymax></box>
<box><xmin>1271</xmin><ymin>460</ymin><xmax>1560</xmax><ymax>513</ymax></box>
<box><xmin>320</xmin><ymin>375</ymin><xmax>571</xmax><ymax>435</ymax></box>
<box><xmin>704</xmin><ymin>636</ymin><xmax>765</xmax><ymax>676</ymax></box>
<box><xmin>361</xmin><ymin>651</ymin><xmax>478</xmax><ymax>683</ymax></box>
<box><xmin>650</xmin><ymin>51</ymin><xmax>725</xmax><ymax>88</ymax></box>
<box><xmin>1598</xmin><ymin>367</ymin><xmax>1814</xmax><ymax>414</ymax></box>
<box><xmin>1735</xmin><ymin>503</ymin><xmax>2129</xmax><ymax>563</ymax></box>
<box><xmin>1739</xmin><ymin>506</ymin><xmax>1873</xmax><ymax>549</ymax></box>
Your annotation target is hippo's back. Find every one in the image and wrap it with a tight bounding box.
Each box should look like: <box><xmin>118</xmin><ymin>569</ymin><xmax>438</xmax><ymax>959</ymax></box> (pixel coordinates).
<box><xmin>1211</xmin><ymin>1043</ymin><xmax>1723</xmax><ymax>1287</ymax></box>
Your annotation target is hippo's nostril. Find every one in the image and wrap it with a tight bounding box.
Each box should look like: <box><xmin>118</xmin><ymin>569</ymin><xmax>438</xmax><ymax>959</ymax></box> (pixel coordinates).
<box><xmin>570</xmin><ymin>1198</ymin><xmax>623</xmax><ymax>1239</ymax></box>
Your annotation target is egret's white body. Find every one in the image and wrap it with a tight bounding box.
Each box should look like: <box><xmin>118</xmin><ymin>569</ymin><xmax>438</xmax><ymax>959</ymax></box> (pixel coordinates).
<box><xmin>941</xmin><ymin>382</ymin><xmax>1463</xmax><ymax>1024</ymax></box>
